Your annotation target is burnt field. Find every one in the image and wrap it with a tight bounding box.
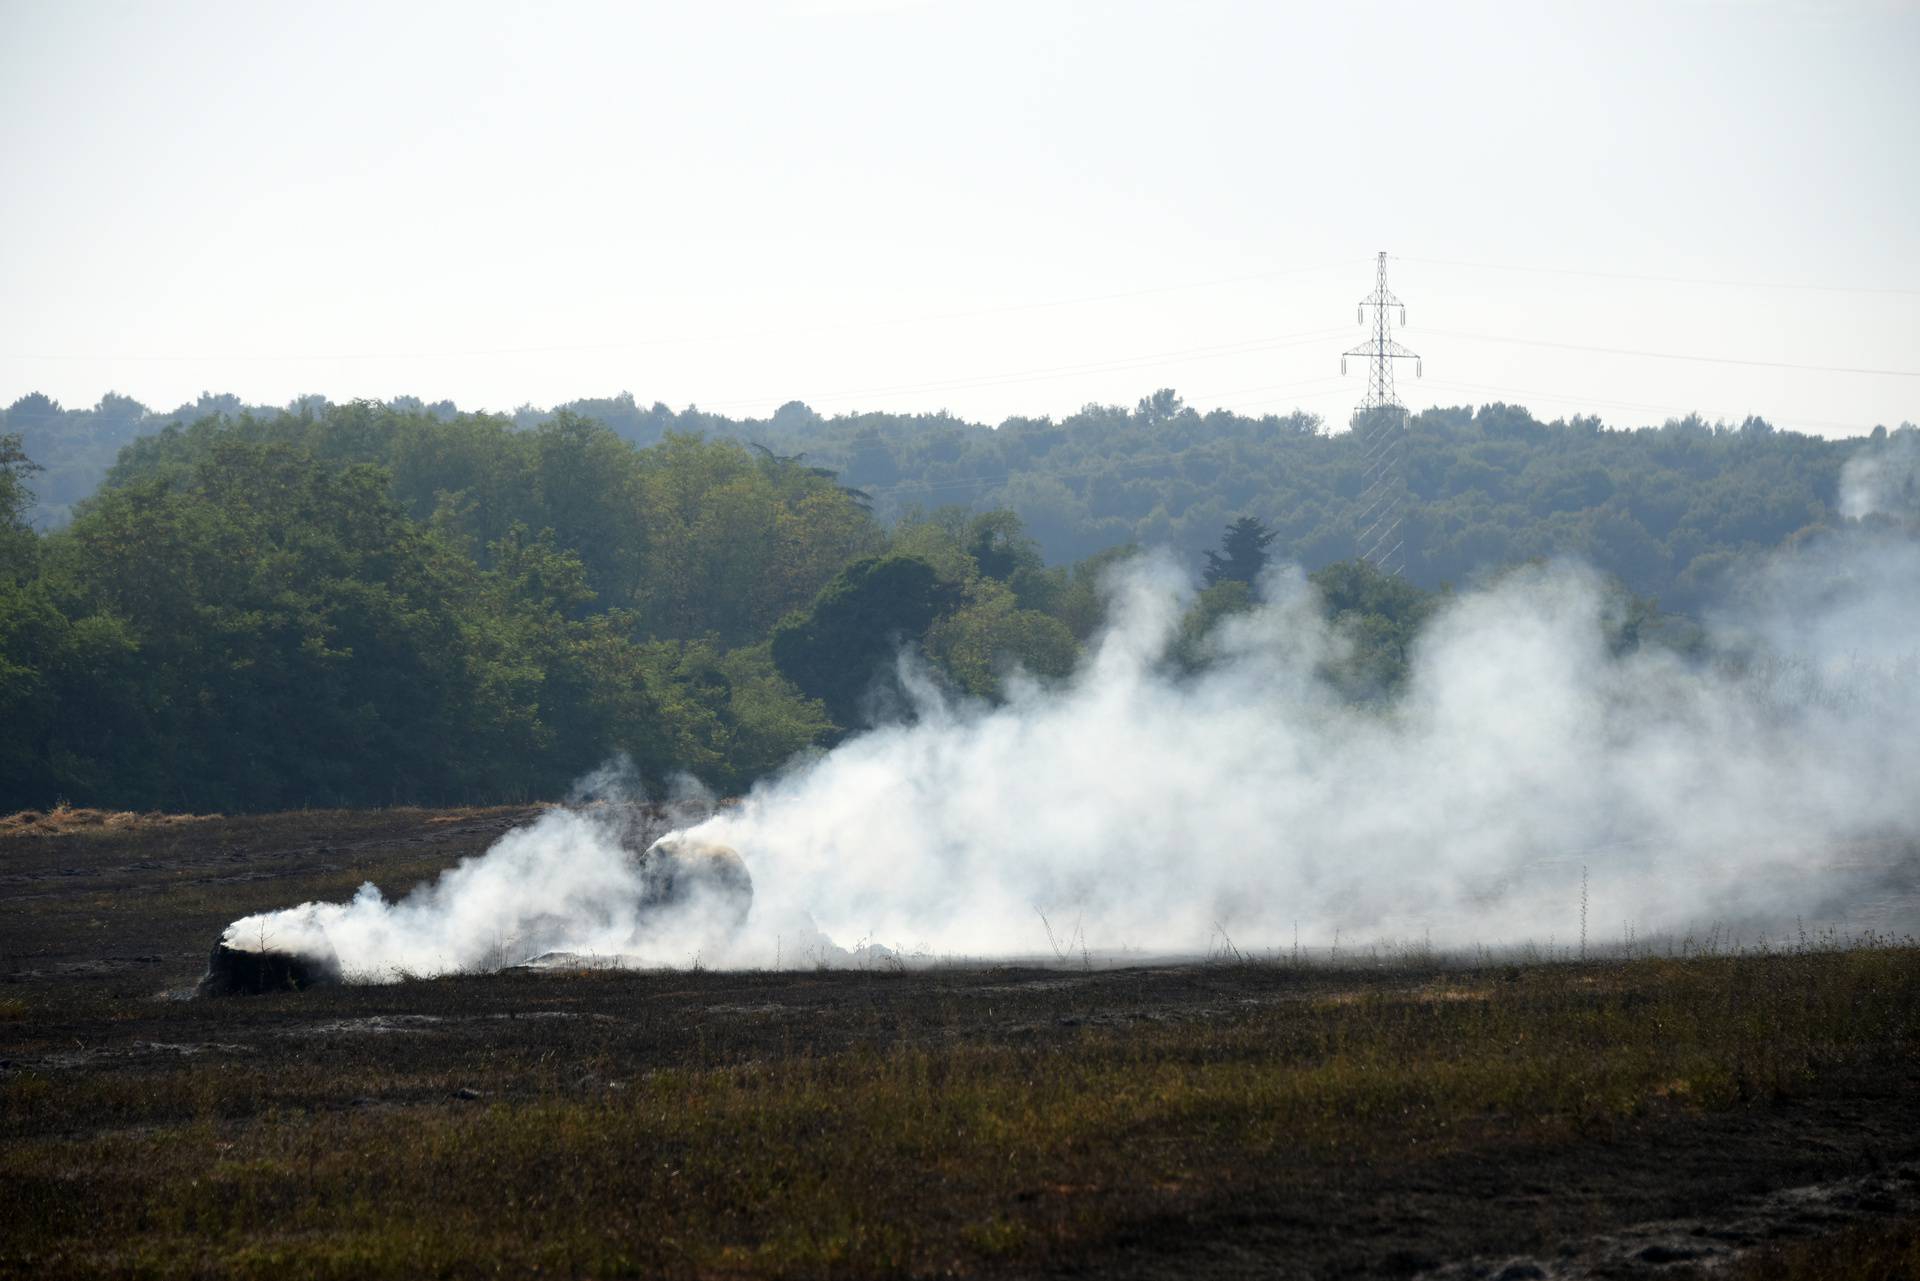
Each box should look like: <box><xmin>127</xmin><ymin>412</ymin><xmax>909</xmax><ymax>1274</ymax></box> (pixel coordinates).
<box><xmin>3</xmin><ymin>808</ymin><xmax>1920</xmax><ymax>1279</ymax></box>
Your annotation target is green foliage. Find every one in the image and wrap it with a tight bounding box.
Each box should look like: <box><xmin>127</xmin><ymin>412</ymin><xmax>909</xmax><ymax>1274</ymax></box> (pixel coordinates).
<box><xmin>1171</xmin><ymin>579</ymin><xmax>1255</xmax><ymax>672</ymax></box>
<box><xmin>0</xmin><ymin>430</ymin><xmax>40</xmax><ymax>581</ymax></box>
<box><xmin>1309</xmin><ymin>558</ymin><xmax>1440</xmax><ymax>699</ymax></box>
<box><xmin>3</xmin><ymin>391</ymin><xmax>233</xmax><ymax>527</ymax></box>
<box><xmin>0</xmin><ymin>432</ymin><xmax>836</xmax><ymax>812</ymax></box>
<box><xmin>720</xmin><ymin>397</ymin><xmax>1877</xmax><ymax>614</ymax></box>
<box><xmin>0</xmin><ymin>576</ymin><xmax>142</xmax><ymax>803</ymax></box>
<box><xmin>965</xmin><ymin>509</ymin><xmax>1043</xmax><ymax>582</ymax></box>
<box><xmin>33</xmin><ymin>441</ymin><xmax>536</xmax><ymax>809</ymax></box>
<box><xmin>1203</xmin><ymin>514</ymin><xmax>1276</xmax><ymax>588</ymax></box>
<box><xmin>926</xmin><ymin>578</ymin><xmax>1080</xmax><ymax>700</ymax></box>
<box><xmin>104</xmin><ymin>406</ymin><xmax>887</xmax><ymax>650</ymax></box>
<box><xmin>631</xmin><ymin>431</ymin><xmax>885</xmax><ymax>647</ymax></box>
<box><xmin>21</xmin><ymin>392</ymin><xmax>1896</xmax><ymax>620</ymax></box>
<box><xmin>0</xmin><ymin>387</ymin><xmax>1903</xmax><ymax>812</ymax></box>
<box><xmin>1171</xmin><ymin>531</ymin><xmax>1442</xmax><ymax>692</ymax></box>
<box><xmin>1046</xmin><ymin>544</ymin><xmax>1142</xmax><ymax>641</ymax></box>
<box><xmin>770</xmin><ymin>554</ymin><xmax>962</xmax><ymax>729</ymax></box>
<box><xmin>5</xmin><ymin>401</ymin><xmax>1109</xmax><ymax>809</ymax></box>
<box><xmin>704</xmin><ymin>643</ymin><xmax>834</xmax><ymax>784</ymax></box>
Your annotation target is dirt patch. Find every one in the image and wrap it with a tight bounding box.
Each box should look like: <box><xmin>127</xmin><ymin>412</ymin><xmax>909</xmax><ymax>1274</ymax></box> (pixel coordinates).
<box><xmin>1420</xmin><ymin>1164</ymin><xmax>1920</xmax><ymax>1279</ymax></box>
<box><xmin>20</xmin><ymin>1039</ymin><xmax>256</xmax><ymax>1071</ymax></box>
<box><xmin>285</xmin><ymin>1014</ymin><xmax>447</xmax><ymax>1036</ymax></box>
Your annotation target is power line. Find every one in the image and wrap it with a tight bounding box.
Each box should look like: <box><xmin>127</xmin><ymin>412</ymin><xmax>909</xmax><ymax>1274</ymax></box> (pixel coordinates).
<box><xmin>695</xmin><ymin>326</ymin><xmax>1354</xmax><ymax>411</ymax></box>
<box><xmin>1188</xmin><ymin>373</ymin><xmax>1349</xmax><ymax>403</ymax></box>
<box><xmin>1398</xmin><ymin>255</ymin><xmax>1920</xmax><ymax>299</ymax></box>
<box><xmin>0</xmin><ymin>326</ymin><xmax>1351</xmax><ymax>429</ymax></box>
<box><xmin>0</xmin><ymin>324</ymin><xmax>1356</xmax><ymax>419</ymax></box>
<box><xmin>869</xmin><ymin>259</ymin><xmax>1364</xmax><ymax>325</ymax></box>
<box><xmin>0</xmin><ymin>260</ymin><xmax>1365</xmax><ymax>366</ymax></box>
<box><xmin>1208</xmin><ymin>382</ymin><xmax>1391</xmax><ymax>416</ymax></box>
<box><xmin>1421</xmin><ymin>327</ymin><xmax>1920</xmax><ymax>379</ymax></box>
<box><xmin>0</xmin><ymin>341</ymin><xmax>633</xmax><ymax>364</ymax></box>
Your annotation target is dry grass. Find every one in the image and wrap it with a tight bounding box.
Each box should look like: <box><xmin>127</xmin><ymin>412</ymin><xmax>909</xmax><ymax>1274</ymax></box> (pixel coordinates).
<box><xmin>0</xmin><ymin>805</ymin><xmax>221</xmax><ymax>836</ymax></box>
<box><xmin>4</xmin><ymin>947</ymin><xmax>1918</xmax><ymax>1279</ymax></box>
<box><xmin>4</xmin><ymin>806</ymin><xmax>1917</xmax><ymax>1278</ymax></box>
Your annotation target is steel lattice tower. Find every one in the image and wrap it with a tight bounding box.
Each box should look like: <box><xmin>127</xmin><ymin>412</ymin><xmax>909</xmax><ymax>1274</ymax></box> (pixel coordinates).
<box><xmin>1342</xmin><ymin>251</ymin><xmax>1422</xmax><ymax>577</ymax></box>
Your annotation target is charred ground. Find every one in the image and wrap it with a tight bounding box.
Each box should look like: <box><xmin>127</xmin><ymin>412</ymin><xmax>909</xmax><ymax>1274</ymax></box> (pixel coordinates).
<box><xmin>3</xmin><ymin>807</ymin><xmax>1919</xmax><ymax>1279</ymax></box>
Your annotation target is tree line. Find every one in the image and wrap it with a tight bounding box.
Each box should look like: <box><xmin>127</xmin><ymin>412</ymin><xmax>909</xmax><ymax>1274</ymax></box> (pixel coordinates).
<box><xmin>12</xmin><ymin>388</ymin><xmax>1913</xmax><ymax>616</ymax></box>
<box><xmin>2</xmin><ymin>391</ymin><xmax>1911</xmax><ymax>814</ymax></box>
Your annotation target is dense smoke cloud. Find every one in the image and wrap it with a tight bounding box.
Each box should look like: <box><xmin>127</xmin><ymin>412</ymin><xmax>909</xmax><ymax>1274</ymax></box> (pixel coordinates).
<box><xmin>219</xmin><ymin>758</ymin><xmax>750</xmax><ymax>980</ymax></box>
<box><xmin>1838</xmin><ymin>426</ymin><xmax>1920</xmax><ymax>521</ymax></box>
<box><xmin>696</xmin><ymin>545</ymin><xmax>1918</xmax><ymax>959</ymax></box>
<box><xmin>224</xmin><ymin>535</ymin><xmax>1919</xmax><ymax>980</ymax></box>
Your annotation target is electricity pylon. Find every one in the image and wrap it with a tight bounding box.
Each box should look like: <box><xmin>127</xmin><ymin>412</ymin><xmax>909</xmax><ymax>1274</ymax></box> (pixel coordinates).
<box><xmin>1341</xmin><ymin>251</ymin><xmax>1422</xmax><ymax>577</ymax></box>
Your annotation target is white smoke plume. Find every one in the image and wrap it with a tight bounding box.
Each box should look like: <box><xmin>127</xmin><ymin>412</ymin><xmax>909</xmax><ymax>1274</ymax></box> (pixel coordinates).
<box><xmin>690</xmin><ymin>545</ymin><xmax>1918</xmax><ymax>960</ymax></box>
<box><xmin>218</xmin><ymin>766</ymin><xmax>758</xmax><ymax>982</ymax></box>
<box><xmin>1838</xmin><ymin>426</ymin><xmax>1920</xmax><ymax>521</ymax></box>
<box><xmin>222</xmin><ymin>533</ymin><xmax>1920</xmax><ymax>979</ymax></box>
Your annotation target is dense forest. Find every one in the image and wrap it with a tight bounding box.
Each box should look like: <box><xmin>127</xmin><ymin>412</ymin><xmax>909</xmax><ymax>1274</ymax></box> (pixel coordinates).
<box><xmin>12</xmin><ymin>388</ymin><xmax>1912</xmax><ymax>611</ymax></box>
<box><xmin>2</xmin><ymin>390</ymin><xmax>1914</xmax><ymax>814</ymax></box>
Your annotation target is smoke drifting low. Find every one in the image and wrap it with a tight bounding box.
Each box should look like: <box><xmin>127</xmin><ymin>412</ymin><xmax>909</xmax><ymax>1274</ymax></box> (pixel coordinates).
<box><xmin>224</xmin><ymin>535</ymin><xmax>1920</xmax><ymax>979</ymax></box>
<box><xmin>218</xmin><ymin>774</ymin><xmax>761</xmax><ymax>982</ymax></box>
<box><xmin>1838</xmin><ymin>427</ymin><xmax>1920</xmax><ymax>523</ymax></box>
<box><xmin>693</xmin><ymin>543</ymin><xmax>1918</xmax><ymax>960</ymax></box>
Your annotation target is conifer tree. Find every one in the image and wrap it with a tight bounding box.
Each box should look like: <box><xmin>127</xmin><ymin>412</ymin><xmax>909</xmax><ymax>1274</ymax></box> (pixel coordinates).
<box><xmin>1203</xmin><ymin>515</ymin><xmax>1276</xmax><ymax>588</ymax></box>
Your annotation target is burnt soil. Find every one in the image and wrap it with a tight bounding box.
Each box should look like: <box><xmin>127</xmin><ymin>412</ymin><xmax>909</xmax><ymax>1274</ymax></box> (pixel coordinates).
<box><xmin>3</xmin><ymin>806</ymin><xmax>1918</xmax><ymax>1279</ymax></box>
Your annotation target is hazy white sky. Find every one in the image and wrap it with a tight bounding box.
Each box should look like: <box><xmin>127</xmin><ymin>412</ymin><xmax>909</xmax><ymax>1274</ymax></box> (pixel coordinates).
<box><xmin>3</xmin><ymin>0</ymin><xmax>1916</xmax><ymax>435</ymax></box>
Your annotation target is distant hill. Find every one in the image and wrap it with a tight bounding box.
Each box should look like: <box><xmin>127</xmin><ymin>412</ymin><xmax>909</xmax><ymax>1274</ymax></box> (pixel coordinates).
<box><xmin>13</xmin><ymin>389</ymin><xmax>1909</xmax><ymax>613</ymax></box>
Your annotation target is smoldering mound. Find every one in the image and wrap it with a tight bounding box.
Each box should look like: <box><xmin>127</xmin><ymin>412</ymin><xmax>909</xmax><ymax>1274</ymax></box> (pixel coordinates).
<box><xmin>209</xmin><ymin>803</ymin><xmax>758</xmax><ymax>987</ymax></box>
<box><xmin>199</xmin><ymin>935</ymin><xmax>343</xmax><ymax>996</ymax></box>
